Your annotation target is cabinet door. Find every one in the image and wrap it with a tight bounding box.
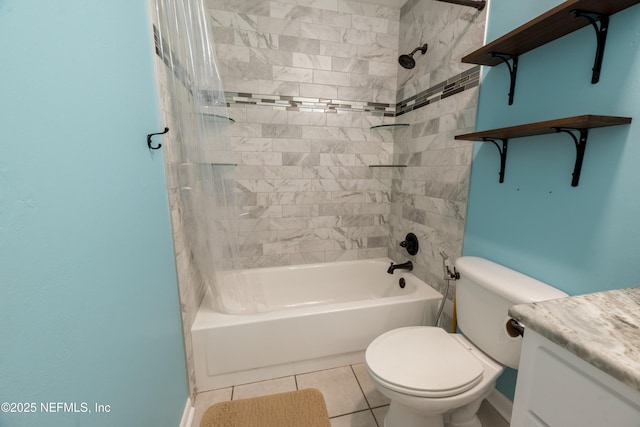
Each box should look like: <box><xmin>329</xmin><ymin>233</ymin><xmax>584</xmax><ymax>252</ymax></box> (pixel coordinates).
<box><xmin>512</xmin><ymin>331</ymin><xmax>640</xmax><ymax>427</ymax></box>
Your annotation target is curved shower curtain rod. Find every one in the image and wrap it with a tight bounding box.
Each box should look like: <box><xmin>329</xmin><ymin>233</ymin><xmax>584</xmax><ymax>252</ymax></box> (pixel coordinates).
<box><xmin>435</xmin><ymin>0</ymin><xmax>486</xmax><ymax>11</ymax></box>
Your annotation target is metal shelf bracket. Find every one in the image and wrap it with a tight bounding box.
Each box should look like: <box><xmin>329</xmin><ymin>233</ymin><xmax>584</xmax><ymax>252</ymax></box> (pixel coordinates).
<box><xmin>490</xmin><ymin>53</ymin><xmax>519</xmax><ymax>105</ymax></box>
<box><xmin>553</xmin><ymin>127</ymin><xmax>589</xmax><ymax>187</ymax></box>
<box><xmin>483</xmin><ymin>137</ymin><xmax>509</xmax><ymax>183</ymax></box>
<box><xmin>570</xmin><ymin>10</ymin><xmax>609</xmax><ymax>84</ymax></box>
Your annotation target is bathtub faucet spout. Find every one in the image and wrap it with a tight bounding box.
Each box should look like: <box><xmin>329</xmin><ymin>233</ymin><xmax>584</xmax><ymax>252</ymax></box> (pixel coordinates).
<box><xmin>387</xmin><ymin>261</ymin><xmax>413</xmax><ymax>274</ymax></box>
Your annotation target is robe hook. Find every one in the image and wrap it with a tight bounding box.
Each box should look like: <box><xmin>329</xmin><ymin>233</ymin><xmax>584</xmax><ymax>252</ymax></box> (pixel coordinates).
<box><xmin>147</xmin><ymin>127</ymin><xmax>169</xmax><ymax>150</ymax></box>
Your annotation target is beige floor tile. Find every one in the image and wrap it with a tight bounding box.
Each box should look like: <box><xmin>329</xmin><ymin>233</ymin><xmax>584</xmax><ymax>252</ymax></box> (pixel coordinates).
<box><xmin>188</xmin><ymin>366</ymin><xmax>508</xmax><ymax>427</ymax></box>
<box><xmin>371</xmin><ymin>405</ymin><xmax>388</xmax><ymax>426</ymax></box>
<box><xmin>330</xmin><ymin>409</ymin><xmax>379</xmax><ymax>427</ymax></box>
<box><xmin>296</xmin><ymin>366</ymin><xmax>368</xmax><ymax>417</ymax></box>
<box><xmin>478</xmin><ymin>399</ymin><xmax>509</xmax><ymax>427</ymax></box>
<box><xmin>232</xmin><ymin>376</ymin><xmax>297</xmax><ymax>400</ymax></box>
<box><xmin>370</xmin><ymin>400</ymin><xmax>508</xmax><ymax>427</ymax></box>
<box><xmin>191</xmin><ymin>387</ymin><xmax>232</xmax><ymax>427</ymax></box>
<box><xmin>352</xmin><ymin>363</ymin><xmax>391</xmax><ymax>408</ymax></box>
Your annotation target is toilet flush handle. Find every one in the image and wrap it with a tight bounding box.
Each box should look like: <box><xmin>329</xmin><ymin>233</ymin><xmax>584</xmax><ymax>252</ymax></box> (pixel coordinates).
<box><xmin>506</xmin><ymin>319</ymin><xmax>525</xmax><ymax>337</ymax></box>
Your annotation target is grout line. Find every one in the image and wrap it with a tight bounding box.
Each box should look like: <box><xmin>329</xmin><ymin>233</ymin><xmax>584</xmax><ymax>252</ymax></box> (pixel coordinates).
<box><xmin>350</xmin><ymin>364</ymin><xmax>384</xmax><ymax>426</ymax></box>
<box><xmin>369</xmin><ymin>403</ymin><xmax>389</xmax><ymax>409</ymax></box>
<box><xmin>328</xmin><ymin>408</ymin><xmax>374</xmax><ymax>420</ymax></box>
<box><xmin>371</xmin><ymin>408</ymin><xmax>381</xmax><ymax>427</ymax></box>
<box><xmin>350</xmin><ymin>364</ymin><xmax>372</xmax><ymax>409</ymax></box>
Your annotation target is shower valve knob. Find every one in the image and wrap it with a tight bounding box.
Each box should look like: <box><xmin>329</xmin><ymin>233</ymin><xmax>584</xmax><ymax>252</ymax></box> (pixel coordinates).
<box><xmin>399</xmin><ymin>233</ymin><xmax>419</xmax><ymax>255</ymax></box>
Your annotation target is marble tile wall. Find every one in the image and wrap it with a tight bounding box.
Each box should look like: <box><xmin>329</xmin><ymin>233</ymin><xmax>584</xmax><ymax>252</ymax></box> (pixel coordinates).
<box><xmin>397</xmin><ymin>0</ymin><xmax>486</xmax><ymax>101</ymax></box>
<box><xmin>388</xmin><ymin>0</ymin><xmax>486</xmax><ymax>330</ymax></box>
<box><xmin>153</xmin><ymin>0</ymin><xmax>486</xmax><ymax>398</ymax></box>
<box><xmin>208</xmin><ymin>0</ymin><xmax>403</xmax><ymax>267</ymax></box>
<box><xmin>153</xmin><ymin>22</ymin><xmax>207</xmax><ymax>401</ymax></box>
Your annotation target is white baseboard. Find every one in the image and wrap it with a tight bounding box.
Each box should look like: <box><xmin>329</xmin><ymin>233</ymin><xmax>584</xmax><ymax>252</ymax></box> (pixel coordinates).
<box><xmin>487</xmin><ymin>388</ymin><xmax>512</xmax><ymax>424</ymax></box>
<box><xmin>179</xmin><ymin>398</ymin><xmax>195</xmax><ymax>427</ymax></box>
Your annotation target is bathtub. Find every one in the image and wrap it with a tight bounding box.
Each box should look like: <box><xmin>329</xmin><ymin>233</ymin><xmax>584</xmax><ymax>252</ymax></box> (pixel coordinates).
<box><xmin>191</xmin><ymin>258</ymin><xmax>442</xmax><ymax>391</ymax></box>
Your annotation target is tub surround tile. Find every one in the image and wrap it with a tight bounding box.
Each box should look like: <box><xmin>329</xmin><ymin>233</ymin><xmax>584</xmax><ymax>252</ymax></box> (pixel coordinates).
<box><xmin>389</xmin><ymin>0</ymin><xmax>482</xmax><ymax>326</ymax></box>
<box><xmin>218</xmin><ymin>68</ymin><xmax>479</xmax><ymax>117</ymax></box>
<box><xmin>257</xmin><ymin>17</ymin><xmax>302</xmax><ymax>37</ymax></box>
<box><xmin>509</xmin><ymin>287</ymin><xmax>640</xmax><ymax>393</ymax></box>
<box><xmin>159</xmin><ymin>0</ymin><xmax>485</xmax><ymax>398</ymax></box>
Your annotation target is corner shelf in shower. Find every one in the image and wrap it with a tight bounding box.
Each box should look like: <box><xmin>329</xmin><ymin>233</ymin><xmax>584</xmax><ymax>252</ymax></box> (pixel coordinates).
<box><xmin>455</xmin><ymin>115</ymin><xmax>632</xmax><ymax>187</ymax></box>
<box><xmin>369</xmin><ymin>124</ymin><xmax>410</xmax><ymax>130</ymax></box>
<box><xmin>200</xmin><ymin>113</ymin><xmax>235</xmax><ymax>123</ymax></box>
<box><xmin>368</xmin><ymin>165</ymin><xmax>407</xmax><ymax>168</ymax></box>
<box><xmin>461</xmin><ymin>0</ymin><xmax>640</xmax><ymax>104</ymax></box>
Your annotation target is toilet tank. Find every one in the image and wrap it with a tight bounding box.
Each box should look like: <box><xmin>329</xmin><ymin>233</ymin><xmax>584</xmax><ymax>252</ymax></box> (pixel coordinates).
<box><xmin>455</xmin><ymin>257</ymin><xmax>568</xmax><ymax>369</ymax></box>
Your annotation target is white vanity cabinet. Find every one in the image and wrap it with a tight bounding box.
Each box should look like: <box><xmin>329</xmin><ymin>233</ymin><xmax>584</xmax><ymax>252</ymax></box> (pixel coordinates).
<box><xmin>511</xmin><ymin>329</ymin><xmax>640</xmax><ymax>427</ymax></box>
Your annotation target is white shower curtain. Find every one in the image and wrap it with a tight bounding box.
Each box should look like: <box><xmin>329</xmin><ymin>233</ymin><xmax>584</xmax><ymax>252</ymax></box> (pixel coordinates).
<box><xmin>154</xmin><ymin>0</ymin><xmax>265</xmax><ymax>314</ymax></box>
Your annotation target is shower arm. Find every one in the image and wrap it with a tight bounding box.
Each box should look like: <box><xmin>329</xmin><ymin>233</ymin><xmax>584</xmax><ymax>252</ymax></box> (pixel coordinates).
<box><xmin>434</xmin><ymin>0</ymin><xmax>486</xmax><ymax>11</ymax></box>
<box><xmin>409</xmin><ymin>46</ymin><xmax>425</xmax><ymax>56</ymax></box>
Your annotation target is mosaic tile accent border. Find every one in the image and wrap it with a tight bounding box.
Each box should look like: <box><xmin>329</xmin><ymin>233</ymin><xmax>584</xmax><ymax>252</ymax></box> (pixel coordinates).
<box><xmin>395</xmin><ymin>66</ymin><xmax>481</xmax><ymax>117</ymax></box>
<box><xmin>223</xmin><ymin>93</ymin><xmax>396</xmax><ymax>116</ymax></box>
<box><xmin>222</xmin><ymin>66</ymin><xmax>481</xmax><ymax>117</ymax></box>
<box><xmin>153</xmin><ymin>26</ymin><xmax>480</xmax><ymax>117</ymax></box>
<box><xmin>153</xmin><ymin>25</ymin><xmax>193</xmax><ymax>96</ymax></box>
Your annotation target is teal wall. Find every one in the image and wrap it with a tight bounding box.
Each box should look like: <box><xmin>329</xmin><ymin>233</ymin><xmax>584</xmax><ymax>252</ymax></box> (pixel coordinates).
<box><xmin>463</xmin><ymin>0</ymin><xmax>640</xmax><ymax>400</ymax></box>
<box><xmin>0</xmin><ymin>1</ymin><xmax>188</xmax><ymax>426</ymax></box>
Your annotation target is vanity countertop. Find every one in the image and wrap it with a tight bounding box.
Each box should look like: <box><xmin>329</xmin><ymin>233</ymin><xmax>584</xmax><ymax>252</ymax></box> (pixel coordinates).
<box><xmin>509</xmin><ymin>287</ymin><xmax>640</xmax><ymax>392</ymax></box>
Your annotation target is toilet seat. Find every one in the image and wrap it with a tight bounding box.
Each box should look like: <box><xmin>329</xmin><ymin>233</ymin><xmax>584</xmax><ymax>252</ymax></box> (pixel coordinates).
<box><xmin>366</xmin><ymin>326</ymin><xmax>484</xmax><ymax>398</ymax></box>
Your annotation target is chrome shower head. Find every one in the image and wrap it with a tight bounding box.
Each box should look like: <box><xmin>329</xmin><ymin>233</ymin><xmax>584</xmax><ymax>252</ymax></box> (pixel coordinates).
<box><xmin>398</xmin><ymin>43</ymin><xmax>428</xmax><ymax>69</ymax></box>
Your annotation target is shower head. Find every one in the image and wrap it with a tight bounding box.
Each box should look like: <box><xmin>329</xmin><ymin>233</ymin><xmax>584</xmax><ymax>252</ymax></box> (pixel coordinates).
<box><xmin>398</xmin><ymin>44</ymin><xmax>428</xmax><ymax>69</ymax></box>
<box><xmin>398</xmin><ymin>54</ymin><xmax>416</xmax><ymax>69</ymax></box>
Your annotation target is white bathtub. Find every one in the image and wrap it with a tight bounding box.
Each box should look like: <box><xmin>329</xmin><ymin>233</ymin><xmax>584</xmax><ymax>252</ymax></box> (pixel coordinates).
<box><xmin>192</xmin><ymin>258</ymin><xmax>442</xmax><ymax>391</ymax></box>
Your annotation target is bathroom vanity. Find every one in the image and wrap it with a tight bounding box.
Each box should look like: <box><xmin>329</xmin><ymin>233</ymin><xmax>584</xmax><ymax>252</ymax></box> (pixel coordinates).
<box><xmin>509</xmin><ymin>288</ymin><xmax>640</xmax><ymax>426</ymax></box>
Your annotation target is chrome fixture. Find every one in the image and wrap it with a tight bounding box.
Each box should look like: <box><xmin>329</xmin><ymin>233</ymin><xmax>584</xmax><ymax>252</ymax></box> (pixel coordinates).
<box><xmin>434</xmin><ymin>250</ymin><xmax>459</xmax><ymax>327</ymax></box>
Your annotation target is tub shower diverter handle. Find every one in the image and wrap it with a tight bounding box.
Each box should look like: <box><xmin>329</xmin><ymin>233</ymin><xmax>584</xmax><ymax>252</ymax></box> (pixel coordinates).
<box><xmin>399</xmin><ymin>233</ymin><xmax>419</xmax><ymax>255</ymax></box>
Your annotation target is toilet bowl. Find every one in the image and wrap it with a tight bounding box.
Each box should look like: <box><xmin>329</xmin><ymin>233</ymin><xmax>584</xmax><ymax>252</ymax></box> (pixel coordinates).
<box><xmin>366</xmin><ymin>327</ymin><xmax>503</xmax><ymax>427</ymax></box>
<box><xmin>365</xmin><ymin>256</ymin><xmax>569</xmax><ymax>427</ymax></box>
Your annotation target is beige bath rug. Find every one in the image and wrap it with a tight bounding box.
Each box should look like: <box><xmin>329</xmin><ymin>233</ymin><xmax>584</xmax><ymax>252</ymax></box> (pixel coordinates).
<box><xmin>199</xmin><ymin>388</ymin><xmax>331</xmax><ymax>427</ymax></box>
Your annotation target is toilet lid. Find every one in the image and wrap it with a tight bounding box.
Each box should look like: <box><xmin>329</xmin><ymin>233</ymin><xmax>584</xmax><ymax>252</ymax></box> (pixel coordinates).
<box><xmin>366</xmin><ymin>327</ymin><xmax>484</xmax><ymax>398</ymax></box>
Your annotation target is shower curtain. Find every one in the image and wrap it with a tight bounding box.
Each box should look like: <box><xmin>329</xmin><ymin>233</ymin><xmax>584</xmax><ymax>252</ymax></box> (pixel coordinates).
<box><xmin>154</xmin><ymin>0</ymin><xmax>265</xmax><ymax>314</ymax></box>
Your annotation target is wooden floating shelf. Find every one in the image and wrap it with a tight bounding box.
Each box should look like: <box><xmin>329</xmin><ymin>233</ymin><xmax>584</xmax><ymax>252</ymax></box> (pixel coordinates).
<box><xmin>455</xmin><ymin>115</ymin><xmax>632</xmax><ymax>140</ymax></box>
<box><xmin>455</xmin><ymin>115</ymin><xmax>632</xmax><ymax>186</ymax></box>
<box><xmin>462</xmin><ymin>0</ymin><xmax>640</xmax><ymax>66</ymax></box>
<box><xmin>462</xmin><ymin>0</ymin><xmax>640</xmax><ymax>104</ymax></box>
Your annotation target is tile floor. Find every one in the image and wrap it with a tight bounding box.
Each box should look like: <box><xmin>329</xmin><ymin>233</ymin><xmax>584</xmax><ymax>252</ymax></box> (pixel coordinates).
<box><xmin>192</xmin><ymin>363</ymin><xmax>509</xmax><ymax>427</ymax></box>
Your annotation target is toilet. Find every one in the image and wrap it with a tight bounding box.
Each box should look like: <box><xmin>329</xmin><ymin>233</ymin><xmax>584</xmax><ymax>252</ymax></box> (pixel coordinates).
<box><xmin>365</xmin><ymin>256</ymin><xmax>568</xmax><ymax>427</ymax></box>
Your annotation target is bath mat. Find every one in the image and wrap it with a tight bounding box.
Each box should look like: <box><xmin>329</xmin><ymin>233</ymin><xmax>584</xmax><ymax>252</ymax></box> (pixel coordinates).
<box><xmin>199</xmin><ymin>388</ymin><xmax>331</xmax><ymax>427</ymax></box>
